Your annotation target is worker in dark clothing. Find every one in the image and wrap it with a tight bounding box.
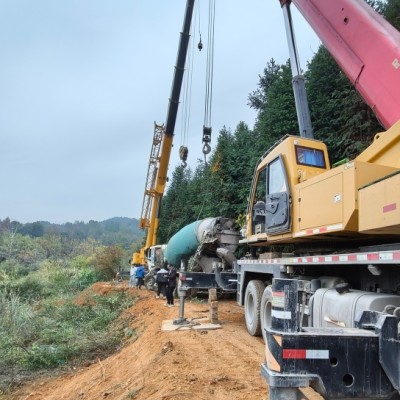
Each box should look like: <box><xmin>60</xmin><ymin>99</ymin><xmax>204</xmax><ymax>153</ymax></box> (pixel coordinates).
<box><xmin>165</xmin><ymin>264</ymin><xmax>177</xmax><ymax>307</ymax></box>
<box><xmin>156</xmin><ymin>266</ymin><xmax>168</xmax><ymax>299</ymax></box>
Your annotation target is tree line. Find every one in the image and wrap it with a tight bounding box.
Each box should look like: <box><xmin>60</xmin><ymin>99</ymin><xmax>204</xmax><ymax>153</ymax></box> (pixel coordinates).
<box><xmin>0</xmin><ymin>216</ymin><xmax>143</xmax><ymax>253</ymax></box>
<box><xmin>0</xmin><ymin>216</ymin><xmax>145</xmax><ymax>285</ymax></box>
<box><xmin>157</xmin><ymin>0</ymin><xmax>399</xmax><ymax>244</ymax></box>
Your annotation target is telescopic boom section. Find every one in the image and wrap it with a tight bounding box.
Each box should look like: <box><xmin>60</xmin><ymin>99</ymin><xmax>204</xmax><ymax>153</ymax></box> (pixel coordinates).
<box><xmin>156</xmin><ymin>0</ymin><xmax>195</xmax><ymax>193</ymax></box>
<box><xmin>134</xmin><ymin>0</ymin><xmax>195</xmax><ymax>265</ymax></box>
<box><xmin>281</xmin><ymin>2</ymin><xmax>313</xmax><ymax>139</ymax></box>
<box><xmin>285</xmin><ymin>0</ymin><xmax>400</xmax><ymax>129</ymax></box>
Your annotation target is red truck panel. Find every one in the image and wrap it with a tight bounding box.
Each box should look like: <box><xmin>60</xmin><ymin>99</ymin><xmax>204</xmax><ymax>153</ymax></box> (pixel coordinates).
<box><xmin>292</xmin><ymin>0</ymin><xmax>400</xmax><ymax>129</ymax></box>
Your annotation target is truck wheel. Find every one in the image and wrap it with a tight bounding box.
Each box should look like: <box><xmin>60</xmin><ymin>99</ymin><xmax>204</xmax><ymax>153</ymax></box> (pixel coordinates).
<box><xmin>260</xmin><ymin>285</ymin><xmax>273</xmax><ymax>343</ymax></box>
<box><xmin>244</xmin><ymin>280</ymin><xmax>265</xmax><ymax>336</ymax></box>
<box><xmin>145</xmin><ymin>277</ymin><xmax>156</xmax><ymax>291</ymax></box>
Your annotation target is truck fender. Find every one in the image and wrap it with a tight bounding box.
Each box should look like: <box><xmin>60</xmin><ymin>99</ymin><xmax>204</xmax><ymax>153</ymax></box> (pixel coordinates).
<box><xmin>244</xmin><ymin>280</ymin><xmax>265</xmax><ymax>336</ymax></box>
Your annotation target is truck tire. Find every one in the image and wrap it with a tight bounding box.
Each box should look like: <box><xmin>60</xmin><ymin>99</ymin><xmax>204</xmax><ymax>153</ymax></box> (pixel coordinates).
<box><xmin>244</xmin><ymin>280</ymin><xmax>265</xmax><ymax>336</ymax></box>
<box><xmin>260</xmin><ymin>285</ymin><xmax>273</xmax><ymax>343</ymax></box>
<box><xmin>145</xmin><ymin>276</ymin><xmax>156</xmax><ymax>291</ymax></box>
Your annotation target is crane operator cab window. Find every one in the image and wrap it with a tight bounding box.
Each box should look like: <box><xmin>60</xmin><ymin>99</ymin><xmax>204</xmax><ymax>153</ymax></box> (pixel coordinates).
<box><xmin>251</xmin><ymin>155</ymin><xmax>291</xmax><ymax>235</ymax></box>
<box><xmin>295</xmin><ymin>145</ymin><xmax>326</xmax><ymax>168</ymax></box>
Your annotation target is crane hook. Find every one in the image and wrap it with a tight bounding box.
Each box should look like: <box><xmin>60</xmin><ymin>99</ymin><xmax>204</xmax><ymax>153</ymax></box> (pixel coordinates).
<box><xmin>202</xmin><ymin>126</ymin><xmax>212</xmax><ymax>155</ymax></box>
<box><xmin>202</xmin><ymin>143</ymin><xmax>211</xmax><ymax>155</ymax></box>
<box><xmin>179</xmin><ymin>145</ymin><xmax>188</xmax><ymax>168</ymax></box>
<box><xmin>198</xmin><ymin>34</ymin><xmax>203</xmax><ymax>51</ymax></box>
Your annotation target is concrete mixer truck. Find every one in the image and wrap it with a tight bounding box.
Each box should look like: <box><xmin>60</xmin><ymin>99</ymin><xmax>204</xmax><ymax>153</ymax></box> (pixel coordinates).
<box><xmin>147</xmin><ymin>217</ymin><xmax>240</xmax><ymax>296</ymax></box>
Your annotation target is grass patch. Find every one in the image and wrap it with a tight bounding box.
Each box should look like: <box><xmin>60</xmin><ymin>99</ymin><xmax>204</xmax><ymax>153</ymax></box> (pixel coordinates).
<box><xmin>189</xmin><ymin>296</ymin><xmax>206</xmax><ymax>304</ymax></box>
<box><xmin>0</xmin><ymin>287</ymin><xmax>137</xmax><ymax>393</ymax></box>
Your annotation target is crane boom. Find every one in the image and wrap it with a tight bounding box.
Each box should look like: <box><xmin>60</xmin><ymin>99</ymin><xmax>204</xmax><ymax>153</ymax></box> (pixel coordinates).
<box><xmin>139</xmin><ymin>122</ymin><xmax>164</xmax><ymax>232</ymax></box>
<box><xmin>287</xmin><ymin>0</ymin><xmax>400</xmax><ymax>129</ymax></box>
<box><xmin>133</xmin><ymin>0</ymin><xmax>195</xmax><ymax>265</ymax></box>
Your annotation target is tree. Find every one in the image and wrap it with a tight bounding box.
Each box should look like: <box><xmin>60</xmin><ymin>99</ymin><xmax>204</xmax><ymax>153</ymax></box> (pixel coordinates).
<box><xmin>157</xmin><ymin>121</ymin><xmax>263</xmax><ymax>243</ymax></box>
<box><xmin>94</xmin><ymin>246</ymin><xmax>124</xmax><ymax>280</ymax></box>
<box><xmin>250</xmin><ymin>59</ymin><xmax>298</xmax><ymax>150</ymax></box>
<box><xmin>248</xmin><ymin>58</ymin><xmax>281</xmax><ymax>111</ymax></box>
<box><xmin>18</xmin><ymin>222</ymin><xmax>44</xmax><ymax>238</ymax></box>
<box><xmin>157</xmin><ymin>165</ymin><xmax>193</xmax><ymax>243</ymax></box>
<box><xmin>0</xmin><ymin>222</ymin><xmax>18</xmax><ymax>259</ymax></box>
<box><xmin>204</xmin><ymin>123</ymin><xmax>261</xmax><ymax>219</ymax></box>
<box><xmin>306</xmin><ymin>46</ymin><xmax>382</xmax><ymax>163</ymax></box>
<box><xmin>383</xmin><ymin>0</ymin><xmax>400</xmax><ymax>30</ymax></box>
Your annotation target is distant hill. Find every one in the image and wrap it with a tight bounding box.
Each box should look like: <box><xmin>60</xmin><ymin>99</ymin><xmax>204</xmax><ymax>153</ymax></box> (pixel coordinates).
<box><xmin>0</xmin><ymin>217</ymin><xmax>145</xmax><ymax>250</ymax></box>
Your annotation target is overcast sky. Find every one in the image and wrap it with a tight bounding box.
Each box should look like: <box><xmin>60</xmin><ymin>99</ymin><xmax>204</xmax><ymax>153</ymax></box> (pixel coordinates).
<box><xmin>0</xmin><ymin>0</ymin><xmax>321</xmax><ymax>224</ymax></box>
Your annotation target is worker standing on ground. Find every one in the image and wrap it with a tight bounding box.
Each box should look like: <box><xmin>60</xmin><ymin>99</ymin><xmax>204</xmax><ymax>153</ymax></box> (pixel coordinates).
<box><xmin>165</xmin><ymin>264</ymin><xmax>177</xmax><ymax>307</ymax></box>
<box><xmin>129</xmin><ymin>264</ymin><xmax>138</xmax><ymax>288</ymax></box>
<box><xmin>135</xmin><ymin>264</ymin><xmax>145</xmax><ymax>289</ymax></box>
<box><xmin>156</xmin><ymin>264</ymin><xmax>168</xmax><ymax>299</ymax></box>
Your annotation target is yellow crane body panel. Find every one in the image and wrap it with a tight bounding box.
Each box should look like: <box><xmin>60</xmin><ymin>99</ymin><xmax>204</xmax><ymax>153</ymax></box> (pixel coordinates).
<box><xmin>359</xmin><ymin>171</ymin><xmax>400</xmax><ymax>234</ymax></box>
<box><xmin>293</xmin><ymin>161</ymin><xmax>396</xmax><ymax>238</ymax></box>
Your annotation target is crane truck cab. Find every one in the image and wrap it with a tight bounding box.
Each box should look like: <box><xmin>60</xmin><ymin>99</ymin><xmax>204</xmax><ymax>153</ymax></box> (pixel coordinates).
<box><xmin>242</xmin><ymin>130</ymin><xmax>400</xmax><ymax>249</ymax></box>
<box><xmin>243</xmin><ymin>135</ymin><xmax>330</xmax><ymax>245</ymax></box>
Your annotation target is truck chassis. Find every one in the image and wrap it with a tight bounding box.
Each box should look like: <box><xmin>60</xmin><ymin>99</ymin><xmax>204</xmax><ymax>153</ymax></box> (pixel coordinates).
<box><xmin>237</xmin><ymin>246</ymin><xmax>400</xmax><ymax>399</ymax></box>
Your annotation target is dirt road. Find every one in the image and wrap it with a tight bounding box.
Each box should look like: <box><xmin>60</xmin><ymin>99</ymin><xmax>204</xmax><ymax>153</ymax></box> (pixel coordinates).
<box><xmin>9</xmin><ymin>283</ymin><xmax>322</xmax><ymax>400</ymax></box>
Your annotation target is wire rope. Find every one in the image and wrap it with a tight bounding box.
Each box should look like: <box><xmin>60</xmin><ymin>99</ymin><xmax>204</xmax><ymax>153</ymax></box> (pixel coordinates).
<box><xmin>178</xmin><ymin>2</ymin><xmax>199</xmax><ymax>168</ymax></box>
<box><xmin>202</xmin><ymin>0</ymin><xmax>216</xmax><ymax>158</ymax></box>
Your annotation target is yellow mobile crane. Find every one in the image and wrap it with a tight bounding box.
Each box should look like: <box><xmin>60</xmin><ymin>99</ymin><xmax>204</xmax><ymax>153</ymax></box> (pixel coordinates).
<box><xmin>132</xmin><ymin>0</ymin><xmax>195</xmax><ymax>267</ymax></box>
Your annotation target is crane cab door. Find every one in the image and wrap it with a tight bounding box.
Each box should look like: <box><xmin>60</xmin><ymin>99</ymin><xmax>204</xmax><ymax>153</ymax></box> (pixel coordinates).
<box><xmin>265</xmin><ymin>155</ymin><xmax>291</xmax><ymax>234</ymax></box>
<box><xmin>251</xmin><ymin>155</ymin><xmax>291</xmax><ymax>235</ymax></box>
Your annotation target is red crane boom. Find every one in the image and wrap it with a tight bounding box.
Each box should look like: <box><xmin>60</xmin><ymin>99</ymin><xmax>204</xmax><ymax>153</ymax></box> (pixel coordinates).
<box><xmin>288</xmin><ymin>0</ymin><xmax>400</xmax><ymax>129</ymax></box>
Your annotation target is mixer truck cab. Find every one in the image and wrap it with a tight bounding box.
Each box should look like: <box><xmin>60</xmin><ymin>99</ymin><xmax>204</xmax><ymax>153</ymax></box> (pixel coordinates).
<box><xmin>146</xmin><ymin>244</ymin><xmax>166</xmax><ymax>271</ymax></box>
<box><xmin>243</xmin><ymin>135</ymin><xmax>330</xmax><ymax>246</ymax></box>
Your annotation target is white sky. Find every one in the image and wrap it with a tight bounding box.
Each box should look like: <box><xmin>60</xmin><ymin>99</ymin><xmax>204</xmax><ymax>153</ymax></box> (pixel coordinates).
<box><xmin>0</xmin><ymin>0</ymin><xmax>321</xmax><ymax>224</ymax></box>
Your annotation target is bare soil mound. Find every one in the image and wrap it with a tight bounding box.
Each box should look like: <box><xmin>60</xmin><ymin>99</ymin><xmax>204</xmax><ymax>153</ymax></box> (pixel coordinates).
<box><xmin>7</xmin><ymin>282</ymin><xmax>321</xmax><ymax>400</ymax></box>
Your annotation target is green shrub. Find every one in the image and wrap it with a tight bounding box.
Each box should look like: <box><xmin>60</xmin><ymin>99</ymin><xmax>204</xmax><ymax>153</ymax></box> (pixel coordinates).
<box><xmin>70</xmin><ymin>266</ymin><xmax>102</xmax><ymax>290</ymax></box>
<box><xmin>70</xmin><ymin>255</ymin><xmax>92</xmax><ymax>269</ymax></box>
<box><xmin>0</xmin><ymin>290</ymin><xmax>38</xmax><ymax>374</ymax></box>
<box><xmin>0</xmin><ymin>259</ymin><xmax>30</xmax><ymax>280</ymax></box>
<box><xmin>69</xmin><ymin>255</ymin><xmax>101</xmax><ymax>289</ymax></box>
<box><xmin>93</xmin><ymin>246</ymin><xmax>124</xmax><ymax>280</ymax></box>
<box><xmin>43</xmin><ymin>260</ymin><xmax>72</xmax><ymax>291</ymax></box>
<box><xmin>18</xmin><ymin>343</ymin><xmax>61</xmax><ymax>369</ymax></box>
<box><xmin>13</xmin><ymin>274</ymin><xmax>49</xmax><ymax>302</ymax></box>
<box><xmin>17</xmin><ymin>290</ymin><xmax>137</xmax><ymax>369</ymax></box>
